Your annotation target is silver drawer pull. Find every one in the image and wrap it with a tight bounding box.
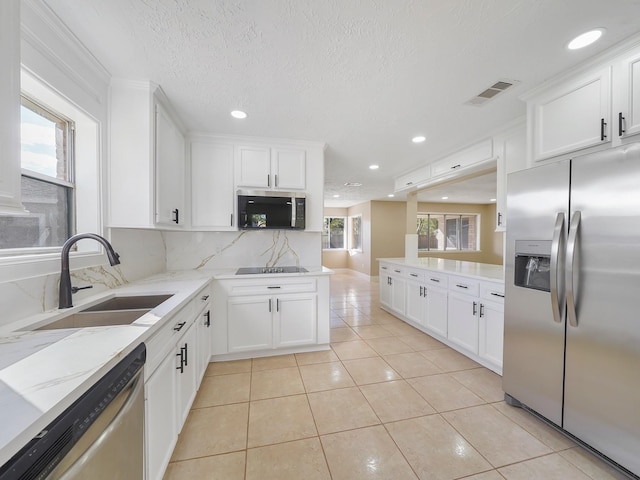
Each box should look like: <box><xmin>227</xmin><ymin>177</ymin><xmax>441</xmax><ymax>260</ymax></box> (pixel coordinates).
<box><xmin>456</xmin><ymin>284</ymin><xmax>468</xmax><ymax>289</ymax></box>
<box><xmin>490</xmin><ymin>292</ymin><xmax>505</xmax><ymax>298</ymax></box>
<box><xmin>394</xmin><ymin>269</ymin><xmax>401</xmax><ymax>273</ymax></box>
<box><xmin>201</xmin><ymin>295</ymin><xmax>210</xmax><ymax>301</ymax></box>
<box><xmin>430</xmin><ymin>278</ymin><xmax>440</xmax><ymax>283</ymax></box>
<box><xmin>267</xmin><ymin>286</ymin><xmax>281</xmax><ymax>289</ymax></box>
<box><xmin>410</xmin><ymin>273</ymin><xmax>418</xmax><ymax>277</ymax></box>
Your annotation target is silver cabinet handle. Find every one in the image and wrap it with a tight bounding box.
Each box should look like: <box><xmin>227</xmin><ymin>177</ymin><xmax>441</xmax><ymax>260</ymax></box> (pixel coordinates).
<box><xmin>490</xmin><ymin>292</ymin><xmax>505</xmax><ymax>298</ymax></box>
<box><xmin>394</xmin><ymin>269</ymin><xmax>401</xmax><ymax>273</ymax></box>
<box><xmin>410</xmin><ymin>273</ymin><xmax>418</xmax><ymax>277</ymax></box>
<box><xmin>456</xmin><ymin>284</ymin><xmax>468</xmax><ymax>289</ymax></box>
<box><xmin>550</xmin><ymin>212</ymin><xmax>566</xmax><ymax>324</ymax></box>
<box><xmin>472</xmin><ymin>301</ymin><xmax>477</xmax><ymax>315</ymax></box>
<box><xmin>479</xmin><ymin>303</ymin><xmax>485</xmax><ymax>318</ymax></box>
<box><xmin>566</xmin><ymin>211</ymin><xmax>581</xmax><ymax>327</ymax></box>
<box><xmin>269</xmin><ymin>298</ymin><xmax>272</xmax><ymax>312</ymax></box>
<box><xmin>430</xmin><ymin>278</ymin><xmax>440</xmax><ymax>283</ymax></box>
<box><xmin>419</xmin><ymin>286</ymin><xmax>423</xmax><ymax>297</ymax></box>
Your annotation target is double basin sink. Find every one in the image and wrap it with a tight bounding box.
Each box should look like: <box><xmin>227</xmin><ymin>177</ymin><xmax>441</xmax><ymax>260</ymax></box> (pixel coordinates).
<box><xmin>35</xmin><ymin>294</ymin><xmax>173</xmax><ymax>330</ymax></box>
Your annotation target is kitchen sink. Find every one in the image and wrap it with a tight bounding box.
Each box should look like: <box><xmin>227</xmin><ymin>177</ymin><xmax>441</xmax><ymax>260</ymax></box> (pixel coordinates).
<box><xmin>35</xmin><ymin>309</ymin><xmax>152</xmax><ymax>330</ymax></box>
<box><xmin>81</xmin><ymin>294</ymin><xmax>173</xmax><ymax>312</ymax></box>
<box><xmin>32</xmin><ymin>294</ymin><xmax>173</xmax><ymax>330</ymax></box>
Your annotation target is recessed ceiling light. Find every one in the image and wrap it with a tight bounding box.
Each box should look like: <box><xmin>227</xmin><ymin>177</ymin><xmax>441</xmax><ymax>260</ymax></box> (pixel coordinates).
<box><xmin>231</xmin><ymin>110</ymin><xmax>247</xmax><ymax>119</ymax></box>
<box><xmin>490</xmin><ymin>198</ymin><xmax>497</xmax><ymax>202</ymax></box>
<box><xmin>344</xmin><ymin>182</ymin><xmax>362</xmax><ymax>187</ymax></box>
<box><xmin>388</xmin><ymin>194</ymin><xmax>395</xmax><ymax>198</ymax></box>
<box><xmin>412</xmin><ymin>136</ymin><xmax>426</xmax><ymax>143</ymax></box>
<box><xmin>333</xmin><ymin>194</ymin><xmax>340</xmax><ymax>198</ymax></box>
<box><xmin>568</xmin><ymin>29</ymin><xmax>604</xmax><ymax>50</ymax></box>
<box><xmin>369</xmin><ymin>164</ymin><xmax>379</xmax><ymax>170</ymax></box>
<box><xmin>441</xmin><ymin>196</ymin><xmax>449</xmax><ymax>200</ymax></box>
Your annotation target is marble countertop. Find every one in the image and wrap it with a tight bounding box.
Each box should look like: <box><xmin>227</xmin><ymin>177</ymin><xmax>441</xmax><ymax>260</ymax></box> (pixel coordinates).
<box><xmin>378</xmin><ymin>257</ymin><xmax>504</xmax><ymax>282</ymax></box>
<box><xmin>0</xmin><ymin>270</ymin><xmax>211</xmax><ymax>467</ymax></box>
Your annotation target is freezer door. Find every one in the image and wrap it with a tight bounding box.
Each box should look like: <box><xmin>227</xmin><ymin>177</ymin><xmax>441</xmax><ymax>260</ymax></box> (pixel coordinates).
<box><xmin>564</xmin><ymin>143</ymin><xmax>640</xmax><ymax>476</ymax></box>
<box><xmin>503</xmin><ymin>159</ymin><xmax>569</xmax><ymax>427</ymax></box>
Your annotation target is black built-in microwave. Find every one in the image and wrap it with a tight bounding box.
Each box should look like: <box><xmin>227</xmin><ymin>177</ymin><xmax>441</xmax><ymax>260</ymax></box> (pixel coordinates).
<box><xmin>237</xmin><ymin>190</ymin><xmax>306</xmax><ymax>230</ymax></box>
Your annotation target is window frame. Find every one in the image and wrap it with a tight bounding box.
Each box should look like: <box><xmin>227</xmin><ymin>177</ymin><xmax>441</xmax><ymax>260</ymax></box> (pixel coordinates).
<box><xmin>0</xmin><ymin>70</ymin><xmax>102</xmax><ymax>272</ymax></box>
<box><xmin>417</xmin><ymin>213</ymin><xmax>480</xmax><ymax>252</ymax></box>
<box><xmin>322</xmin><ymin>216</ymin><xmax>347</xmax><ymax>250</ymax></box>
<box><xmin>348</xmin><ymin>214</ymin><xmax>363</xmax><ymax>252</ymax></box>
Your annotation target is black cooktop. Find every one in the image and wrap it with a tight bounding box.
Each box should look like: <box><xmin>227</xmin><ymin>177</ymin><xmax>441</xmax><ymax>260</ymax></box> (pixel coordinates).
<box><xmin>235</xmin><ymin>266</ymin><xmax>308</xmax><ymax>275</ymax></box>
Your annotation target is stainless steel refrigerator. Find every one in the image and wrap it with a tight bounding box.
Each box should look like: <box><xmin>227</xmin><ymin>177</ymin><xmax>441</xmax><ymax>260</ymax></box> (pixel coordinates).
<box><xmin>504</xmin><ymin>142</ymin><xmax>640</xmax><ymax>477</ymax></box>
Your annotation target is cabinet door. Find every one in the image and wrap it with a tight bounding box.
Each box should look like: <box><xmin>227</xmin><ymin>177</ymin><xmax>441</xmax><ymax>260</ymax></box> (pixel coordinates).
<box><xmin>613</xmin><ymin>50</ymin><xmax>640</xmax><ymax>143</ymax></box>
<box><xmin>197</xmin><ymin>308</ymin><xmax>212</xmax><ymax>383</ymax></box>
<box><xmin>191</xmin><ymin>141</ymin><xmax>234</xmax><ymax>228</ymax></box>
<box><xmin>145</xmin><ymin>352</ymin><xmax>177</xmax><ymax>480</ymax></box>
<box><xmin>379</xmin><ymin>266</ymin><xmax>392</xmax><ymax>308</ymax></box>
<box><xmin>495</xmin><ymin>125</ymin><xmax>526</xmax><ymax>231</ymax></box>
<box><xmin>479</xmin><ymin>300</ymin><xmax>504</xmax><ymax>372</ymax></box>
<box><xmin>272</xmin><ymin>148</ymin><xmax>306</xmax><ymax>189</ymax></box>
<box><xmin>175</xmin><ymin>322</ymin><xmax>198</xmax><ymax>429</ymax></box>
<box><xmin>405</xmin><ymin>280</ymin><xmax>425</xmax><ymax>326</ymax></box>
<box><xmin>431</xmin><ymin>139</ymin><xmax>493</xmax><ymax>177</ymax></box>
<box><xmin>228</xmin><ymin>295</ymin><xmax>273</xmax><ymax>352</ymax></box>
<box><xmin>425</xmin><ymin>286</ymin><xmax>448</xmax><ymax>338</ymax></box>
<box><xmin>447</xmin><ymin>292</ymin><xmax>479</xmax><ymax>354</ymax></box>
<box><xmin>532</xmin><ymin>66</ymin><xmax>611</xmax><ymax>161</ymax></box>
<box><xmin>275</xmin><ymin>293</ymin><xmax>317</xmax><ymax>347</ymax></box>
<box><xmin>236</xmin><ymin>146</ymin><xmax>271</xmax><ymax>188</ymax></box>
<box><xmin>390</xmin><ymin>276</ymin><xmax>406</xmax><ymax>315</ymax></box>
<box><xmin>155</xmin><ymin>102</ymin><xmax>185</xmax><ymax>226</ymax></box>
<box><xmin>0</xmin><ymin>0</ymin><xmax>23</xmax><ymax>215</ymax></box>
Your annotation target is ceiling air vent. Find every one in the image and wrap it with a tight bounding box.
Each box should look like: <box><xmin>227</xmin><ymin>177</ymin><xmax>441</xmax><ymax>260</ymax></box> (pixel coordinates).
<box><xmin>465</xmin><ymin>79</ymin><xmax>520</xmax><ymax>106</ymax></box>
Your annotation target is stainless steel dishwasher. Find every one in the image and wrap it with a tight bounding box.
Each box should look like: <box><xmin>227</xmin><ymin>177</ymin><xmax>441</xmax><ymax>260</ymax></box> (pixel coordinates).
<box><xmin>0</xmin><ymin>343</ymin><xmax>146</xmax><ymax>480</ymax></box>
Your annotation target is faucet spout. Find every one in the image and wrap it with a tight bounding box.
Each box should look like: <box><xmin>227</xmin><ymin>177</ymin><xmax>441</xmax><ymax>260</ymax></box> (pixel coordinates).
<box><xmin>59</xmin><ymin>233</ymin><xmax>121</xmax><ymax>309</ymax></box>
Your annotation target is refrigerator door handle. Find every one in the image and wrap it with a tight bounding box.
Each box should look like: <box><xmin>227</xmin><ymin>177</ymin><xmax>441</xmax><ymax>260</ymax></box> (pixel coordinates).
<box><xmin>550</xmin><ymin>212</ymin><xmax>566</xmax><ymax>323</ymax></box>
<box><xmin>566</xmin><ymin>211</ymin><xmax>581</xmax><ymax>327</ymax></box>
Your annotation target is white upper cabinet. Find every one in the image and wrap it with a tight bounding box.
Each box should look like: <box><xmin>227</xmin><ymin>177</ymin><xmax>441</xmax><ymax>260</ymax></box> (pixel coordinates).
<box><xmin>394</xmin><ymin>164</ymin><xmax>431</xmax><ymax>192</ymax></box>
<box><xmin>155</xmin><ymin>103</ymin><xmax>186</xmax><ymax>226</ymax></box>
<box><xmin>271</xmin><ymin>148</ymin><xmax>306</xmax><ymax>190</ymax></box>
<box><xmin>236</xmin><ymin>145</ymin><xmax>306</xmax><ymax>190</ymax></box>
<box><xmin>613</xmin><ymin>49</ymin><xmax>640</xmax><ymax>144</ymax></box>
<box><xmin>528</xmin><ymin>66</ymin><xmax>611</xmax><ymax>162</ymax></box>
<box><xmin>109</xmin><ymin>80</ymin><xmax>185</xmax><ymax>228</ymax></box>
<box><xmin>0</xmin><ymin>0</ymin><xmax>24</xmax><ymax>215</ymax></box>
<box><xmin>431</xmin><ymin>139</ymin><xmax>494</xmax><ymax>178</ymax></box>
<box><xmin>495</xmin><ymin>122</ymin><xmax>526</xmax><ymax>232</ymax></box>
<box><xmin>190</xmin><ymin>140</ymin><xmax>234</xmax><ymax>229</ymax></box>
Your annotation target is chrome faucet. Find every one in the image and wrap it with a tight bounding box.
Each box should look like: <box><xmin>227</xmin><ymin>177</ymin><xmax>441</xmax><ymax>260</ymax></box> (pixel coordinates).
<box><xmin>59</xmin><ymin>233</ymin><xmax>121</xmax><ymax>309</ymax></box>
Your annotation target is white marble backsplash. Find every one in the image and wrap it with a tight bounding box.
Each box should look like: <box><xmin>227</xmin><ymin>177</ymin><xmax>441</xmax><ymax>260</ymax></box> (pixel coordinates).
<box><xmin>164</xmin><ymin>230</ymin><xmax>321</xmax><ymax>271</ymax></box>
<box><xmin>0</xmin><ymin>229</ymin><xmax>166</xmax><ymax>327</ymax></box>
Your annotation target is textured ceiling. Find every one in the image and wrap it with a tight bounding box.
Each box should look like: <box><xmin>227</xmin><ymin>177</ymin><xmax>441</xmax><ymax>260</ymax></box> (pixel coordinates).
<box><xmin>44</xmin><ymin>0</ymin><xmax>640</xmax><ymax>207</ymax></box>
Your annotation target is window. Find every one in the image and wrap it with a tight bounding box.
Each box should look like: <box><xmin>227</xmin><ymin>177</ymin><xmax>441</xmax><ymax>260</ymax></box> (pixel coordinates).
<box><xmin>323</xmin><ymin>217</ymin><xmax>346</xmax><ymax>249</ymax></box>
<box><xmin>0</xmin><ymin>97</ymin><xmax>75</xmax><ymax>249</ymax></box>
<box><xmin>417</xmin><ymin>213</ymin><xmax>479</xmax><ymax>251</ymax></box>
<box><xmin>349</xmin><ymin>215</ymin><xmax>362</xmax><ymax>252</ymax></box>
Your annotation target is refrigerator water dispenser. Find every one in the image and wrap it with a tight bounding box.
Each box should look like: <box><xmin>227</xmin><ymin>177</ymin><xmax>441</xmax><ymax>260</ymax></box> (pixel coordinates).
<box><xmin>514</xmin><ymin>240</ymin><xmax>551</xmax><ymax>292</ymax></box>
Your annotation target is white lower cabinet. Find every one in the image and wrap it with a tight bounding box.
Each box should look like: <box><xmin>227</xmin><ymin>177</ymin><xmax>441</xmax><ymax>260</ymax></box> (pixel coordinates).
<box><xmin>144</xmin><ymin>283</ymin><xmax>212</xmax><ymax>480</ymax></box>
<box><xmin>447</xmin><ymin>291</ymin><xmax>480</xmax><ymax>355</ymax></box>
<box><xmin>145</xmin><ymin>351</ymin><xmax>176</xmax><ymax>480</ymax></box>
<box><xmin>379</xmin><ymin>264</ymin><xmax>504</xmax><ymax>374</ymax></box>
<box><xmin>213</xmin><ymin>274</ymin><xmax>329</xmax><ymax>359</ymax></box>
<box><xmin>175</xmin><ymin>321</ymin><xmax>197</xmax><ymax>429</ymax></box>
<box><xmin>425</xmin><ymin>286</ymin><xmax>448</xmax><ymax>338</ymax></box>
<box><xmin>228</xmin><ymin>293</ymin><xmax>317</xmax><ymax>352</ymax></box>
<box><xmin>228</xmin><ymin>296</ymin><xmax>273</xmax><ymax>352</ymax></box>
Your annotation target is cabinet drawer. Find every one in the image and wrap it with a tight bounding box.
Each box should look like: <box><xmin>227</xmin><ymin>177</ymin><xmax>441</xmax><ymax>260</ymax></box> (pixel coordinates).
<box><xmin>223</xmin><ymin>277</ymin><xmax>317</xmax><ymax>296</ymax></box>
<box><xmin>448</xmin><ymin>275</ymin><xmax>480</xmax><ymax>296</ymax></box>
<box><xmin>145</xmin><ymin>307</ymin><xmax>194</xmax><ymax>375</ymax></box>
<box><xmin>425</xmin><ymin>272</ymin><xmax>448</xmax><ymax>288</ymax></box>
<box><xmin>481</xmin><ymin>281</ymin><xmax>505</xmax><ymax>304</ymax></box>
<box><xmin>405</xmin><ymin>268</ymin><xmax>425</xmax><ymax>282</ymax></box>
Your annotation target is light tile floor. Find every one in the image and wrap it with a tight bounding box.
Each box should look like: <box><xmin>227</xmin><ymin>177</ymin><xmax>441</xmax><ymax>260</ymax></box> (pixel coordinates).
<box><xmin>164</xmin><ymin>272</ymin><xmax>631</xmax><ymax>480</ymax></box>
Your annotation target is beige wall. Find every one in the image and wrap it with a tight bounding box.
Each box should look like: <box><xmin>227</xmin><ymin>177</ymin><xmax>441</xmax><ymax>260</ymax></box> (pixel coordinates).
<box><xmin>416</xmin><ymin>202</ymin><xmax>503</xmax><ymax>265</ymax></box>
<box><xmin>370</xmin><ymin>201</ymin><xmax>406</xmax><ymax>275</ymax></box>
